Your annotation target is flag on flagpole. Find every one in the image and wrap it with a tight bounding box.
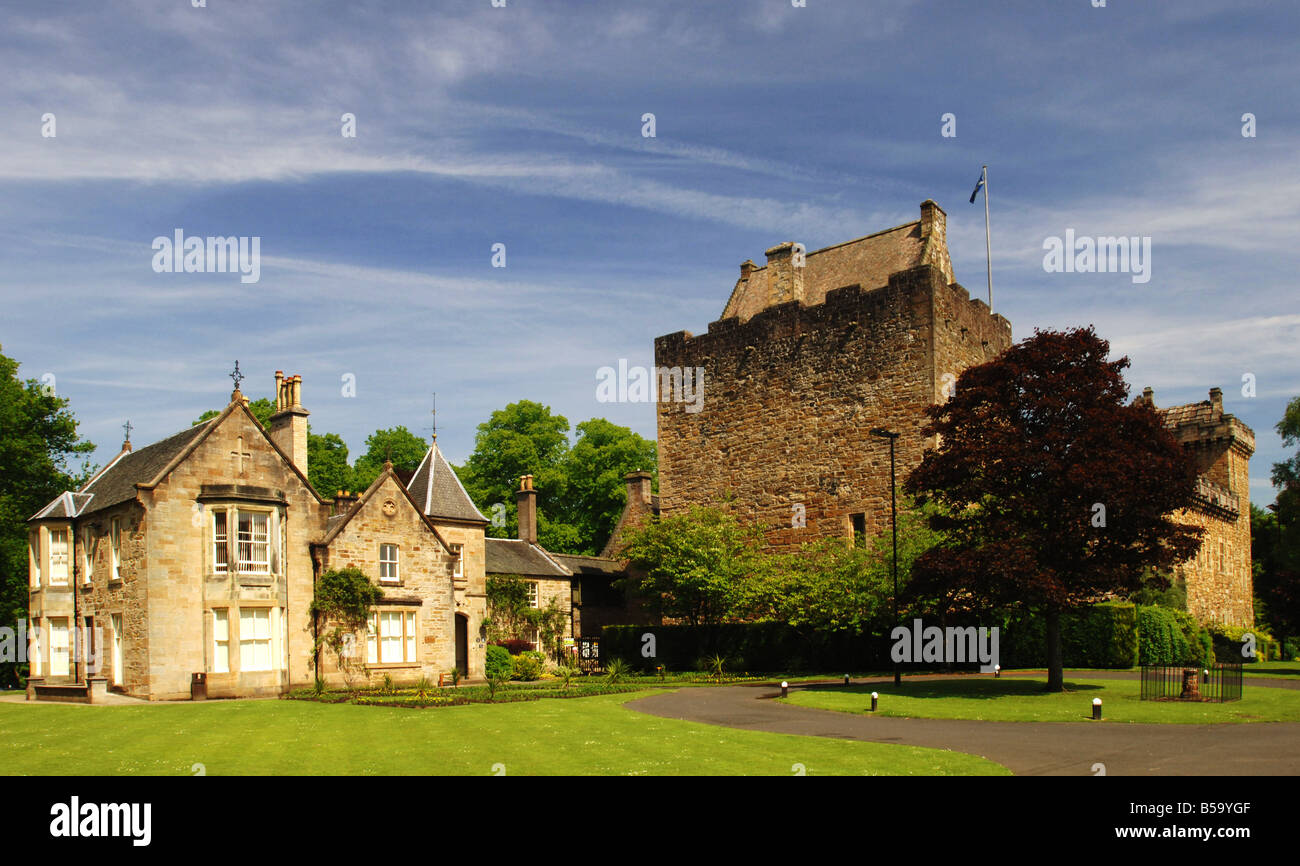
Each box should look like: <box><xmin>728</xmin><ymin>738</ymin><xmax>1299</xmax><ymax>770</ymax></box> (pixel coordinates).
<box><xmin>969</xmin><ymin>170</ymin><xmax>985</xmax><ymax>203</ymax></box>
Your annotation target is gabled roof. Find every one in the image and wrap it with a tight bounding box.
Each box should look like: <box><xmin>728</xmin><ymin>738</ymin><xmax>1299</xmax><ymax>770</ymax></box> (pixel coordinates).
<box><xmin>319</xmin><ymin>464</ymin><xmax>453</xmax><ymax>552</ymax></box>
<box><xmin>485</xmin><ymin>537</ymin><xmax>571</xmax><ymax>578</ymax></box>
<box><xmin>28</xmin><ymin>393</ymin><xmax>327</xmax><ymax>524</ymax></box>
<box><xmin>29</xmin><ymin>422</ymin><xmax>213</xmax><ymax>521</ymax></box>
<box><xmin>406</xmin><ymin>443</ymin><xmax>488</xmax><ymax>524</ymax></box>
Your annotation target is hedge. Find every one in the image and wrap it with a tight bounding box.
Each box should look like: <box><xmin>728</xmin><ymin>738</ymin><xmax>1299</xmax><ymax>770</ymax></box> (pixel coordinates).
<box><xmin>997</xmin><ymin>602</ymin><xmax>1137</xmax><ymax>669</ymax></box>
<box><xmin>602</xmin><ymin>603</ymin><xmax>1277</xmax><ymax>672</ymax></box>
<box><xmin>601</xmin><ymin>622</ymin><xmax>895</xmax><ymax>673</ymax></box>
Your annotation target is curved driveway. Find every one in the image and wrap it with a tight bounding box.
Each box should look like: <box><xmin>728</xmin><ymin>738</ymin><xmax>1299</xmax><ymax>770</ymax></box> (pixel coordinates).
<box><xmin>626</xmin><ymin>675</ymin><xmax>1300</xmax><ymax>776</ymax></box>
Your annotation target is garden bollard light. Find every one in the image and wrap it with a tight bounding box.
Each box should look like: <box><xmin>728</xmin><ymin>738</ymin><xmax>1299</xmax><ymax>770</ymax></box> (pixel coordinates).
<box><xmin>1092</xmin><ymin>697</ymin><xmax>1102</xmax><ymax>720</ymax></box>
<box><xmin>844</xmin><ymin>674</ymin><xmax>850</xmax><ymax>686</ymax></box>
<box><xmin>994</xmin><ymin>664</ymin><xmax>1001</xmax><ymax>678</ymax></box>
<box><xmin>870</xmin><ymin>692</ymin><xmax>878</xmax><ymax>712</ymax></box>
<box><xmin>781</xmin><ymin>681</ymin><xmax>788</xmax><ymax>698</ymax></box>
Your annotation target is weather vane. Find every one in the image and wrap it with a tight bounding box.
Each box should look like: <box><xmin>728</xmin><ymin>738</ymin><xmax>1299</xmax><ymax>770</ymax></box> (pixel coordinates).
<box><xmin>230</xmin><ymin>360</ymin><xmax>244</xmax><ymax>391</ymax></box>
<box><xmin>431</xmin><ymin>391</ymin><xmax>437</xmax><ymax>443</ymax></box>
<box><xmin>123</xmin><ymin>419</ymin><xmax>133</xmax><ymax>444</ymax></box>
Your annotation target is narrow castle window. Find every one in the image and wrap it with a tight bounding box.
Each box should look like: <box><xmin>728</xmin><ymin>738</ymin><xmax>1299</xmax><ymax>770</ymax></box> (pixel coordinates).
<box><xmin>451</xmin><ymin>543</ymin><xmax>463</xmax><ymax>579</ymax></box>
<box><xmin>850</xmin><ymin>513</ymin><xmax>867</xmax><ymax>547</ymax></box>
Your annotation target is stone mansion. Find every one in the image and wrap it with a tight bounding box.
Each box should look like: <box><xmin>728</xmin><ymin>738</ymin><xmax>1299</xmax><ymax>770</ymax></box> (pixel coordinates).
<box><xmin>25</xmin><ymin>372</ymin><xmax>642</xmax><ymax>700</ymax></box>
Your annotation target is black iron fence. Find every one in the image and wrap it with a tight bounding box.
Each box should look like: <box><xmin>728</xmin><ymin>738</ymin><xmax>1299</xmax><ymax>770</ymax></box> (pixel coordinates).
<box><xmin>1140</xmin><ymin>663</ymin><xmax>1243</xmax><ymax>702</ymax></box>
<box><xmin>575</xmin><ymin>637</ymin><xmax>602</xmax><ymax>674</ymax></box>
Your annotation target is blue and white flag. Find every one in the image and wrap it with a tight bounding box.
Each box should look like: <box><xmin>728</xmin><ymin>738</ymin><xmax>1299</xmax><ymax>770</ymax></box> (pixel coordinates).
<box><xmin>969</xmin><ymin>171</ymin><xmax>985</xmax><ymax>203</ymax></box>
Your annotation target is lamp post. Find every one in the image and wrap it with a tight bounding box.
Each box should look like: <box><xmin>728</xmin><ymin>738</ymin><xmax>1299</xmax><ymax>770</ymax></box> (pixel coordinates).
<box><xmin>871</xmin><ymin>427</ymin><xmax>901</xmax><ymax>687</ymax></box>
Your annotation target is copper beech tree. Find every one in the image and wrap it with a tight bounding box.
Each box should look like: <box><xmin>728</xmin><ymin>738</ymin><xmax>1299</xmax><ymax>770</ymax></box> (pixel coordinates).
<box><xmin>904</xmin><ymin>327</ymin><xmax>1203</xmax><ymax>691</ymax></box>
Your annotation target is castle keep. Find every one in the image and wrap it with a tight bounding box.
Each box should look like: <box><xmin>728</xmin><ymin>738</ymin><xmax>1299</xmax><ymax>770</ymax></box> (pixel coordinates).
<box><xmin>653</xmin><ymin>199</ymin><xmax>1254</xmax><ymax>627</ymax></box>
<box><xmin>655</xmin><ymin>201</ymin><xmax>1013</xmax><ymax>550</ymax></box>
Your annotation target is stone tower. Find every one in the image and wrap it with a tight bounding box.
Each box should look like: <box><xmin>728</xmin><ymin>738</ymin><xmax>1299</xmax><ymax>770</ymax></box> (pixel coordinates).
<box><xmin>654</xmin><ymin>201</ymin><xmax>1013</xmax><ymax>551</ymax></box>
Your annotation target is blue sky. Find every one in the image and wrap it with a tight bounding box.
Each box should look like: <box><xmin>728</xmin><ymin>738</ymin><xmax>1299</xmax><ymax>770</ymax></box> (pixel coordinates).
<box><xmin>2</xmin><ymin>0</ymin><xmax>1296</xmax><ymax>506</ymax></box>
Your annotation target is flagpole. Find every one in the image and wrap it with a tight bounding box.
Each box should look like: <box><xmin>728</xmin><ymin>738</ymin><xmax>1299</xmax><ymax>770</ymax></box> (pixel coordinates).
<box><xmin>982</xmin><ymin>164</ymin><xmax>993</xmax><ymax>314</ymax></box>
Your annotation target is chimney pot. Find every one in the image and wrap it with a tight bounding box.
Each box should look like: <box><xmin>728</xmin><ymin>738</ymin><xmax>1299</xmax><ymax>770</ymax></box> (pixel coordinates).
<box><xmin>516</xmin><ymin>474</ymin><xmax>538</xmax><ymax>544</ymax></box>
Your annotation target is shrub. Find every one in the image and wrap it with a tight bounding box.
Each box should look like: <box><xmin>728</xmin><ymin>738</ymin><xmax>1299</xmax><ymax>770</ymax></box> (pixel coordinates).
<box><xmin>485</xmin><ymin>644</ymin><xmax>512</xmax><ymax>680</ymax></box>
<box><xmin>495</xmin><ymin>639</ymin><xmax>534</xmax><ymax>655</ymax></box>
<box><xmin>1207</xmin><ymin>623</ymin><xmax>1276</xmax><ymax>663</ymax></box>
<box><xmin>605</xmin><ymin>658</ymin><xmax>631</xmax><ymax>684</ymax></box>
<box><xmin>511</xmin><ymin>653</ymin><xmax>544</xmax><ymax>681</ymax></box>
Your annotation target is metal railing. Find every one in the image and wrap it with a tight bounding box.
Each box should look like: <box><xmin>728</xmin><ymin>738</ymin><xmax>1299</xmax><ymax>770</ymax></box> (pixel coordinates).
<box><xmin>1140</xmin><ymin>662</ymin><xmax>1242</xmax><ymax>702</ymax></box>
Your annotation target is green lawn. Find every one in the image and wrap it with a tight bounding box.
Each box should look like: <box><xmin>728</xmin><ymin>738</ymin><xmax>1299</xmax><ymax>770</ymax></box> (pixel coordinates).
<box><xmin>0</xmin><ymin>690</ymin><xmax>1007</xmax><ymax>775</ymax></box>
<box><xmin>781</xmin><ymin>676</ymin><xmax>1300</xmax><ymax>723</ymax></box>
<box><xmin>1244</xmin><ymin>661</ymin><xmax>1300</xmax><ymax>678</ymax></box>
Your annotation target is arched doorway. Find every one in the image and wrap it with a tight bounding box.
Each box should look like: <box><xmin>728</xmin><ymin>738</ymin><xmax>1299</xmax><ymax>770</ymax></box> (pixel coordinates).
<box><xmin>455</xmin><ymin>614</ymin><xmax>469</xmax><ymax>677</ymax></box>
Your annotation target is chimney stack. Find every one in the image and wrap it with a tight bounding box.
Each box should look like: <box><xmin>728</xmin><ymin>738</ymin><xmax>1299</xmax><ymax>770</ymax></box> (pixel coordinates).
<box><xmin>625</xmin><ymin>470</ymin><xmax>653</xmax><ymax>508</ymax></box>
<box><xmin>269</xmin><ymin>372</ymin><xmax>309</xmax><ymax>478</ymax></box>
<box><xmin>516</xmin><ymin>474</ymin><xmax>537</xmax><ymax>545</ymax></box>
<box><xmin>739</xmin><ymin>259</ymin><xmax>756</xmax><ymax>282</ymax></box>
<box><xmin>764</xmin><ymin>242</ymin><xmax>805</xmax><ymax>307</ymax></box>
<box><xmin>1210</xmin><ymin>387</ymin><xmax>1223</xmax><ymax>415</ymax></box>
<box><xmin>1141</xmin><ymin>386</ymin><xmax>1155</xmax><ymax>408</ymax></box>
<box><xmin>918</xmin><ymin>200</ymin><xmax>955</xmax><ymax>284</ymax></box>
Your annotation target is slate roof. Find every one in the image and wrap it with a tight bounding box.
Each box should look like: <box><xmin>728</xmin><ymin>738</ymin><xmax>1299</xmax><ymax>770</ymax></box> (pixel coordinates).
<box><xmin>30</xmin><ymin>421</ymin><xmax>213</xmax><ymax>521</ymax></box>
<box><xmin>406</xmin><ymin>443</ymin><xmax>488</xmax><ymax>524</ymax></box>
<box><xmin>551</xmin><ymin>553</ymin><xmax>625</xmax><ymax>578</ymax></box>
<box><xmin>484</xmin><ymin>537</ymin><xmax>571</xmax><ymax>577</ymax></box>
<box><xmin>1158</xmin><ymin>400</ymin><xmax>1217</xmax><ymax>429</ymax></box>
<box><xmin>721</xmin><ymin>220</ymin><xmax>926</xmax><ymax>323</ymax></box>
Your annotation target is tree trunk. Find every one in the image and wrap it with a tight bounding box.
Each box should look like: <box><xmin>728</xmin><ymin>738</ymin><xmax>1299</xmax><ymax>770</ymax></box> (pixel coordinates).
<box><xmin>1045</xmin><ymin>606</ymin><xmax>1064</xmax><ymax>692</ymax></box>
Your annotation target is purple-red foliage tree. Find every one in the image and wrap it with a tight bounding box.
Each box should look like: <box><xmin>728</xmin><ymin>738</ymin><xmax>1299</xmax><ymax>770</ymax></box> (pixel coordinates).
<box><xmin>904</xmin><ymin>327</ymin><xmax>1203</xmax><ymax>691</ymax></box>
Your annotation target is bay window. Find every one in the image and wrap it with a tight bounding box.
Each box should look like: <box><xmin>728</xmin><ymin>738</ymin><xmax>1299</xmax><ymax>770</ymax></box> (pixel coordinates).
<box><xmin>237</xmin><ymin>511</ymin><xmax>270</xmax><ymax>573</ymax></box>
<box><xmin>49</xmin><ymin>529</ymin><xmax>69</xmax><ymax>585</ymax></box>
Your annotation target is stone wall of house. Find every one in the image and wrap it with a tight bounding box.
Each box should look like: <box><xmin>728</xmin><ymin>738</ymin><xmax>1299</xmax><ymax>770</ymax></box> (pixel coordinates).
<box><xmin>316</xmin><ymin>473</ymin><xmax>463</xmax><ymax>688</ymax></box>
<box><xmin>434</xmin><ymin>520</ymin><xmax>487</xmax><ymax>680</ymax></box>
<box><xmin>655</xmin><ymin>263</ymin><xmax>1011</xmax><ymax>552</ymax></box>
<box><xmin>142</xmin><ymin>406</ymin><xmax>326</xmax><ymax>699</ymax></box>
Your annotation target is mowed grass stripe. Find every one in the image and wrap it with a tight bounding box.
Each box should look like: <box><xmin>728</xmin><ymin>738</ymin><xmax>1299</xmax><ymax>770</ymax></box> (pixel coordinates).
<box><xmin>782</xmin><ymin>676</ymin><xmax>1300</xmax><ymax>723</ymax></box>
<box><xmin>0</xmin><ymin>691</ymin><xmax>1008</xmax><ymax>776</ymax></box>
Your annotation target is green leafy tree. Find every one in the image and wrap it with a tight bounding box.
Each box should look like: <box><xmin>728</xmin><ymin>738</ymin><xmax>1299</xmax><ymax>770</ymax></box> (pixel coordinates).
<box><xmin>458</xmin><ymin>401</ymin><xmax>578</xmax><ymax>548</ymax></box>
<box><xmin>557</xmin><ymin>418</ymin><xmax>657</xmax><ymax>554</ymax></box>
<box><xmin>307</xmin><ymin>430</ymin><xmax>353</xmax><ymax>496</ymax></box>
<box><xmin>904</xmin><ymin>327</ymin><xmax>1203</xmax><ymax>692</ymax></box>
<box><xmin>619</xmin><ymin>506</ymin><xmax>766</xmax><ymax>626</ymax></box>
<box><xmin>351</xmin><ymin>426</ymin><xmax>428</xmax><ymax>491</ymax></box>
<box><xmin>741</xmin><ymin>498</ymin><xmax>942</xmax><ymax>634</ymax></box>
<box><xmin>0</xmin><ymin>347</ymin><xmax>96</xmax><ymax>687</ymax></box>
<box><xmin>1256</xmin><ymin>396</ymin><xmax>1300</xmax><ymax>652</ymax></box>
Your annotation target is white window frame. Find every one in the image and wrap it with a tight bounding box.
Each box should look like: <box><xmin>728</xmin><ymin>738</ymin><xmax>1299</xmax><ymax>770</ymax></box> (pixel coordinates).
<box><xmin>49</xmin><ymin>528</ymin><xmax>69</xmax><ymax>585</ymax></box>
<box><xmin>239</xmin><ymin>607</ymin><xmax>273</xmax><ymax>672</ymax></box>
<box><xmin>213</xmin><ymin>510</ymin><xmax>229</xmax><ymax>574</ymax></box>
<box><xmin>49</xmin><ymin>618</ymin><xmax>70</xmax><ymax>677</ymax></box>
<box><xmin>81</xmin><ymin>527</ymin><xmax>94</xmax><ymax>584</ymax></box>
<box><xmin>110</xmin><ymin>518</ymin><xmax>121</xmax><ymax>580</ymax></box>
<box><xmin>29</xmin><ymin>618</ymin><xmax>41</xmax><ymax>677</ymax></box>
<box><xmin>29</xmin><ymin>532</ymin><xmax>40</xmax><ymax>587</ymax></box>
<box><xmin>212</xmin><ymin>609</ymin><xmax>230</xmax><ymax>673</ymax></box>
<box><xmin>379</xmin><ymin>544</ymin><xmax>400</xmax><ymax>584</ymax></box>
<box><xmin>367</xmin><ymin>610</ymin><xmax>417</xmax><ymax>664</ymax></box>
<box><xmin>451</xmin><ymin>543</ymin><xmax>463</xmax><ymax>579</ymax></box>
<box><xmin>236</xmin><ymin>510</ymin><xmax>271</xmax><ymax>574</ymax></box>
<box><xmin>526</xmin><ymin>581</ymin><xmax>539</xmax><ymax>608</ymax></box>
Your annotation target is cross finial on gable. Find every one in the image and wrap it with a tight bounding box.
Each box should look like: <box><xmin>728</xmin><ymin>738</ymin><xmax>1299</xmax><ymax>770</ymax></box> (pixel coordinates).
<box><xmin>229</xmin><ymin>360</ymin><xmax>245</xmax><ymax>394</ymax></box>
<box><xmin>122</xmin><ymin>419</ymin><xmax>133</xmax><ymax>445</ymax></box>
